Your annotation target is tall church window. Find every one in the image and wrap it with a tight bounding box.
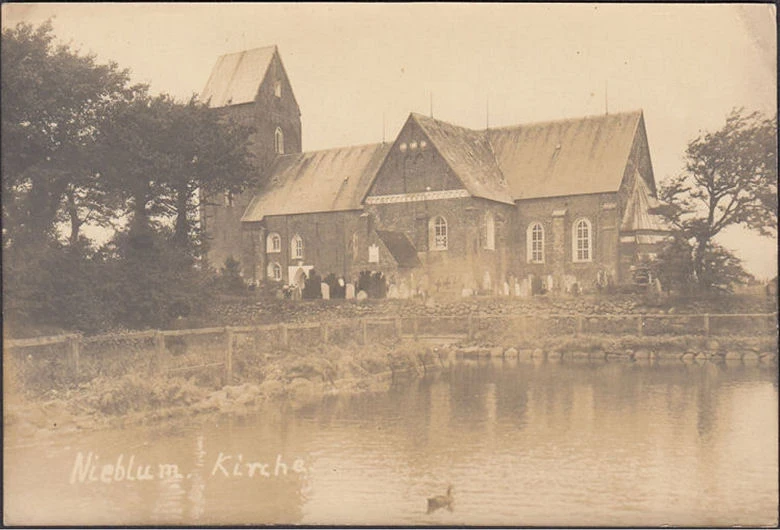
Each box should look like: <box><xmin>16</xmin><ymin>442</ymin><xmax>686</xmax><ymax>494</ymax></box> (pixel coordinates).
<box><xmin>291</xmin><ymin>234</ymin><xmax>304</xmax><ymax>259</ymax></box>
<box><xmin>527</xmin><ymin>223</ymin><xmax>544</xmax><ymax>263</ymax></box>
<box><xmin>573</xmin><ymin>218</ymin><xmax>593</xmax><ymax>262</ymax></box>
<box><xmin>351</xmin><ymin>232</ymin><xmax>359</xmax><ymax>261</ymax></box>
<box><xmin>430</xmin><ymin>216</ymin><xmax>448</xmax><ymax>250</ymax></box>
<box><xmin>266</xmin><ymin>232</ymin><xmax>281</xmax><ymax>253</ymax></box>
<box><xmin>484</xmin><ymin>212</ymin><xmax>495</xmax><ymax>250</ymax></box>
<box><xmin>267</xmin><ymin>262</ymin><xmax>282</xmax><ymax>281</ymax></box>
<box><xmin>275</xmin><ymin>127</ymin><xmax>284</xmax><ymax>155</ymax></box>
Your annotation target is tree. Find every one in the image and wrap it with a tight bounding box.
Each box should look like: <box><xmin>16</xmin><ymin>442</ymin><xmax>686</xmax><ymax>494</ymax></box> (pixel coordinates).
<box><xmin>658</xmin><ymin>109</ymin><xmax>777</xmax><ymax>291</ymax></box>
<box><xmin>158</xmin><ymin>96</ymin><xmax>255</xmax><ymax>251</ymax></box>
<box><xmin>1</xmin><ymin>21</ymin><xmax>133</xmax><ymax>249</ymax></box>
<box><xmin>96</xmin><ymin>94</ymin><xmax>255</xmax><ymax>254</ymax></box>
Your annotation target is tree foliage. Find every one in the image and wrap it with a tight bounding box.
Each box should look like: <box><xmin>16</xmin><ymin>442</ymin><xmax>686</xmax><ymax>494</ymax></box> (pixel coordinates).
<box><xmin>657</xmin><ymin>108</ymin><xmax>777</xmax><ymax>291</ymax></box>
<box><xmin>2</xmin><ymin>22</ymin><xmax>257</xmax><ymax>334</ymax></box>
<box><xmin>1</xmin><ymin>21</ymin><xmax>134</xmax><ymax>249</ymax></box>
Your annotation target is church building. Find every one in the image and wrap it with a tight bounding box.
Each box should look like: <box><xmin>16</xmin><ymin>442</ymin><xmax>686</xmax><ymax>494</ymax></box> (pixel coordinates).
<box><xmin>200</xmin><ymin>46</ymin><xmax>669</xmax><ymax>297</ymax></box>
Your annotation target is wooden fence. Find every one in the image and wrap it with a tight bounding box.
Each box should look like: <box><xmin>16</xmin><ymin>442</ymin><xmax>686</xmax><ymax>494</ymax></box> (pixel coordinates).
<box><xmin>5</xmin><ymin>312</ymin><xmax>777</xmax><ymax>385</ymax></box>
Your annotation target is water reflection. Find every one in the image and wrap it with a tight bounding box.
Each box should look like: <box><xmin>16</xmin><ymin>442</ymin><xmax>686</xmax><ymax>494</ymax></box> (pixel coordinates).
<box><xmin>4</xmin><ymin>359</ymin><xmax>777</xmax><ymax>526</ymax></box>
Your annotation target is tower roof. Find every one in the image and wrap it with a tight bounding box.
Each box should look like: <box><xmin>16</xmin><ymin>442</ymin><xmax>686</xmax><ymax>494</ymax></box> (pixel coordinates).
<box><xmin>200</xmin><ymin>46</ymin><xmax>277</xmax><ymax>108</ymax></box>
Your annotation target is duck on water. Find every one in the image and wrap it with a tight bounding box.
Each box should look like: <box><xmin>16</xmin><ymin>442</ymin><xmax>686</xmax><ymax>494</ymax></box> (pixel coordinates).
<box><xmin>427</xmin><ymin>485</ymin><xmax>454</xmax><ymax>513</ymax></box>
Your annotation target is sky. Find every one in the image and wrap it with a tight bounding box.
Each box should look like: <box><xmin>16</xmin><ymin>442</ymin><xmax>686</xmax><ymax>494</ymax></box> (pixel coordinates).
<box><xmin>2</xmin><ymin>3</ymin><xmax>777</xmax><ymax>279</ymax></box>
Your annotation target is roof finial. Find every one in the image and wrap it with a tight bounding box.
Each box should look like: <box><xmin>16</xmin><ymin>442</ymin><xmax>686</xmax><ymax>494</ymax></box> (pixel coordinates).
<box><xmin>486</xmin><ymin>95</ymin><xmax>490</xmax><ymax>130</ymax></box>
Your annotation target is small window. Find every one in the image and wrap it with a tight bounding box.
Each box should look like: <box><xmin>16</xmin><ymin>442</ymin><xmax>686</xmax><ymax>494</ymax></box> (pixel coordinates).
<box><xmin>527</xmin><ymin>223</ymin><xmax>544</xmax><ymax>263</ymax></box>
<box><xmin>224</xmin><ymin>190</ymin><xmax>234</xmax><ymax>207</ymax></box>
<box><xmin>274</xmin><ymin>80</ymin><xmax>282</xmax><ymax>98</ymax></box>
<box><xmin>573</xmin><ymin>218</ymin><xmax>593</xmax><ymax>262</ymax></box>
<box><xmin>484</xmin><ymin>212</ymin><xmax>495</xmax><ymax>250</ymax></box>
<box><xmin>274</xmin><ymin>127</ymin><xmax>284</xmax><ymax>155</ymax></box>
<box><xmin>266</xmin><ymin>232</ymin><xmax>281</xmax><ymax>253</ymax></box>
<box><xmin>430</xmin><ymin>216</ymin><xmax>448</xmax><ymax>250</ymax></box>
<box><xmin>267</xmin><ymin>262</ymin><xmax>282</xmax><ymax>281</ymax></box>
<box><xmin>291</xmin><ymin>234</ymin><xmax>303</xmax><ymax>259</ymax></box>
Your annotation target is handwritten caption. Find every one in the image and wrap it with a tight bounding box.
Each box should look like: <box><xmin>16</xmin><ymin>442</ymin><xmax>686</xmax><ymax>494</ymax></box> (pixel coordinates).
<box><xmin>69</xmin><ymin>451</ymin><xmax>307</xmax><ymax>485</ymax></box>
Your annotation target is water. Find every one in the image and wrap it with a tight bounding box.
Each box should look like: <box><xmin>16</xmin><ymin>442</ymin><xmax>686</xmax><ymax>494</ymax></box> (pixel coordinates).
<box><xmin>5</xmin><ymin>358</ymin><xmax>778</xmax><ymax>526</ymax></box>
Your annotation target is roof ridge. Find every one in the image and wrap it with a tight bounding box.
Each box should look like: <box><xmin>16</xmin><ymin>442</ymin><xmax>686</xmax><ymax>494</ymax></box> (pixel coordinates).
<box><xmin>295</xmin><ymin>142</ymin><xmax>386</xmax><ymax>156</ymax></box>
<box><xmin>216</xmin><ymin>45</ymin><xmax>277</xmax><ymax>59</ymax></box>
<box><xmin>411</xmin><ymin>112</ymin><xmax>479</xmax><ymax>134</ymax></box>
<box><xmin>489</xmin><ymin>109</ymin><xmax>644</xmax><ymax>131</ymax></box>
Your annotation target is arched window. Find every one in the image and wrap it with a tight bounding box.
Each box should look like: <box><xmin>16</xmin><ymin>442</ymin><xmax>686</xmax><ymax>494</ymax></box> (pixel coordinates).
<box><xmin>573</xmin><ymin>218</ymin><xmax>593</xmax><ymax>262</ymax></box>
<box><xmin>527</xmin><ymin>223</ymin><xmax>544</xmax><ymax>263</ymax></box>
<box><xmin>351</xmin><ymin>232</ymin><xmax>359</xmax><ymax>261</ymax></box>
<box><xmin>274</xmin><ymin>127</ymin><xmax>284</xmax><ymax>155</ymax></box>
<box><xmin>484</xmin><ymin>212</ymin><xmax>495</xmax><ymax>250</ymax></box>
<box><xmin>291</xmin><ymin>234</ymin><xmax>304</xmax><ymax>259</ymax></box>
<box><xmin>430</xmin><ymin>216</ymin><xmax>448</xmax><ymax>250</ymax></box>
<box><xmin>266</xmin><ymin>232</ymin><xmax>281</xmax><ymax>253</ymax></box>
<box><xmin>267</xmin><ymin>262</ymin><xmax>282</xmax><ymax>281</ymax></box>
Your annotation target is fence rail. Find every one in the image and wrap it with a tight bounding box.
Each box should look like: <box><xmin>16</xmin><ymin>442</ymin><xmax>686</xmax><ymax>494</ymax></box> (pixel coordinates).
<box><xmin>6</xmin><ymin>312</ymin><xmax>776</xmax><ymax>386</ymax></box>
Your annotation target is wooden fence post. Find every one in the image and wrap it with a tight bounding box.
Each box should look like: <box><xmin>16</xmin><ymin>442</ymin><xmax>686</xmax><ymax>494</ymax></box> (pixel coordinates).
<box><xmin>69</xmin><ymin>335</ymin><xmax>81</xmax><ymax>376</ymax></box>
<box><xmin>468</xmin><ymin>314</ymin><xmax>474</xmax><ymax>341</ymax></box>
<box><xmin>321</xmin><ymin>322</ymin><xmax>329</xmax><ymax>344</ymax></box>
<box><xmin>361</xmin><ymin>318</ymin><xmax>368</xmax><ymax>345</ymax></box>
<box><xmin>155</xmin><ymin>331</ymin><xmax>165</xmax><ymax>357</ymax></box>
<box><xmin>395</xmin><ymin>317</ymin><xmax>402</xmax><ymax>339</ymax></box>
<box><xmin>225</xmin><ymin>327</ymin><xmax>234</xmax><ymax>384</ymax></box>
<box><xmin>576</xmin><ymin>315</ymin><xmax>583</xmax><ymax>336</ymax></box>
<box><xmin>154</xmin><ymin>331</ymin><xmax>167</xmax><ymax>375</ymax></box>
<box><xmin>280</xmin><ymin>324</ymin><xmax>289</xmax><ymax>349</ymax></box>
<box><xmin>637</xmin><ymin>315</ymin><xmax>644</xmax><ymax>336</ymax></box>
<box><xmin>703</xmin><ymin>314</ymin><xmax>710</xmax><ymax>336</ymax></box>
<box><xmin>413</xmin><ymin>317</ymin><xmax>419</xmax><ymax>341</ymax></box>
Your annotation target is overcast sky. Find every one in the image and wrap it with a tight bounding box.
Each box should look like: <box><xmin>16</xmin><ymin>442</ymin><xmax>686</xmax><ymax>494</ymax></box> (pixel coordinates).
<box><xmin>3</xmin><ymin>3</ymin><xmax>777</xmax><ymax>278</ymax></box>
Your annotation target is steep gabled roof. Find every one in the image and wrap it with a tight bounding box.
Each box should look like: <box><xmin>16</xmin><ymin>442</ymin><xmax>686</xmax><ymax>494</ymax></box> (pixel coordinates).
<box><xmin>241</xmin><ymin>143</ymin><xmax>391</xmax><ymax>221</ymax></box>
<box><xmin>487</xmin><ymin>110</ymin><xmax>643</xmax><ymax>200</ymax></box>
<box><xmin>621</xmin><ymin>171</ymin><xmax>671</xmax><ymax>233</ymax></box>
<box><xmin>200</xmin><ymin>46</ymin><xmax>277</xmax><ymax>108</ymax></box>
<box><xmin>376</xmin><ymin>230</ymin><xmax>420</xmax><ymax>268</ymax></box>
<box><xmin>411</xmin><ymin>114</ymin><xmax>514</xmax><ymax>205</ymax></box>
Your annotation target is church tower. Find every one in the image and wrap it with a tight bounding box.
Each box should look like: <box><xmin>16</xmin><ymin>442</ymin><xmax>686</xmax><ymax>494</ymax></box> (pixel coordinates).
<box><xmin>199</xmin><ymin>46</ymin><xmax>302</xmax><ymax>272</ymax></box>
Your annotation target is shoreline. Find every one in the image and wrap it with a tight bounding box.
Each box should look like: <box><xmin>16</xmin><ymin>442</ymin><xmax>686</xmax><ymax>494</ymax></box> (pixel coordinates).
<box><xmin>5</xmin><ymin>333</ymin><xmax>777</xmax><ymax>446</ymax></box>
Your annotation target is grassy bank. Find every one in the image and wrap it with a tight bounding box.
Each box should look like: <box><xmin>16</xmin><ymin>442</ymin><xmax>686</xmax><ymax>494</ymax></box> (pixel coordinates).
<box><xmin>6</xmin><ymin>330</ymin><xmax>777</xmax><ymax>445</ymax></box>
<box><xmin>4</xmin><ymin>340</ymin><xmax>447</xmax><ymax>442</ymax></box>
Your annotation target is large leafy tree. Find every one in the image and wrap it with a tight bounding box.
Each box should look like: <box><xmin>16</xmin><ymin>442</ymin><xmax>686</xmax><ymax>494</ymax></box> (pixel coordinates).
<box><xmin>159</xmin><ymin>96</ymin><xmax>256</xmax><ymax>251</ymax></box>
<box><xmin>97</xmin><ymin>94</ymin><xmax>255</xmax><ymax>254</ymax></box>
<box><xmin>3</xmin><ymin>22</ymin><xmax>257</xmax><ymax>333</ymax></box>
<box><xmin>658</xmin><ymin>108</ymin><xmax>777</xmax><ymax>291</ymax></box>
<box><xmin>1</xmin><ymin>21</ymin><xmax>133</xmax><ymax>249</ymax></box>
